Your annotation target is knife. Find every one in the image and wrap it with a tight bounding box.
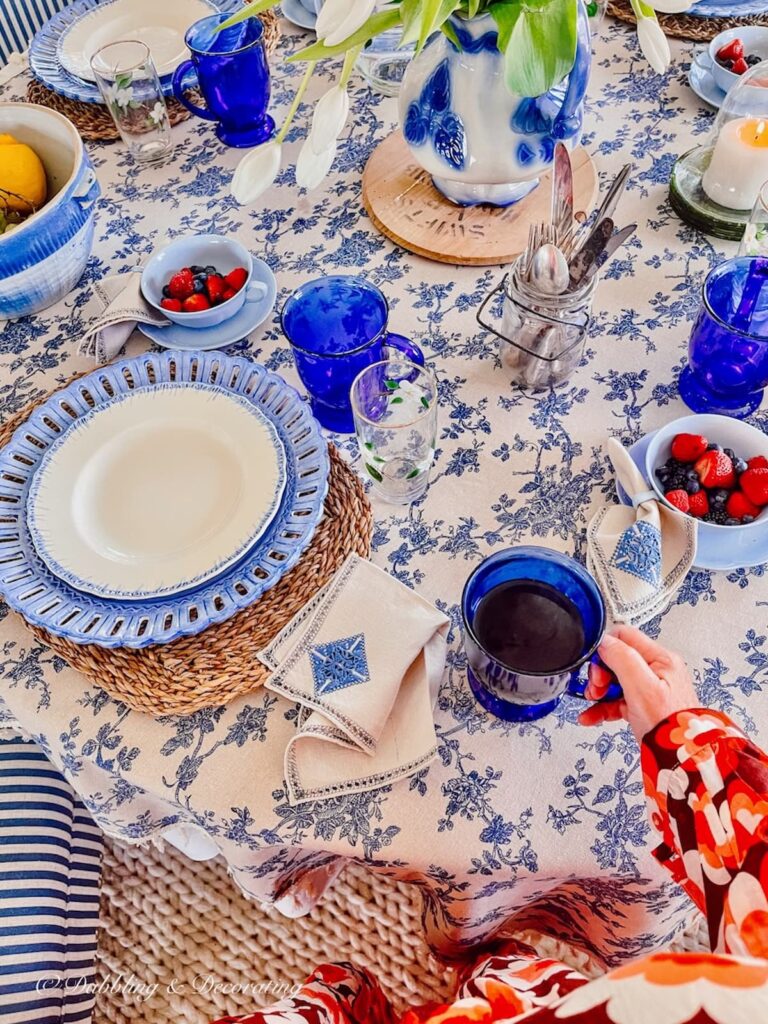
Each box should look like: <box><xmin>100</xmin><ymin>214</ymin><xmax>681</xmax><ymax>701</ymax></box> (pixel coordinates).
<box><xmin>551</xmin><ymin>142</ymin><xmax>574</xmax><ymax>239</ymax></box>
<box><xmin>570</xmin><ymin>163</ymin><xmax>632</xmax><ymax>258</ymax></box>
<box><xmin>580</xmin><ymin>222</ymin><xmax>638</xmax><ymax>285</ymax></box>
<box><xmin>568</xmin><ymin>216</ymin><xmax>614</xmax><ymax>289</ymax></box>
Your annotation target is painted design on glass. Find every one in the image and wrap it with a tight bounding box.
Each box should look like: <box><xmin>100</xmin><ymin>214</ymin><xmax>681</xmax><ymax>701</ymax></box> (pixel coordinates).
<box><xmin>403</xmin><ymin>59</ymin><xmax>467</xmax><ymax>171</ymax></box>
<box><xmin>309</xmin><ymin>634</ymin><xmax>371</xmax><ymax>695</ymax></box>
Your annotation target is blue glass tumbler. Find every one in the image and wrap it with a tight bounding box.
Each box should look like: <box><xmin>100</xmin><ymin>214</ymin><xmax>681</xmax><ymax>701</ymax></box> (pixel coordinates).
<box><xmin>462</xmin><ymin>546</ymin><xmax>620</xmax><ymax>723</ymax></box>
<box><xmin>680</xmin><ymin>257</ymin><xmax>768</xmax><ymax>419</ymax></box>
<box><xmin>172</xmin><ymin>14</ymin><xmax>275</xmax><ymax>148</ymax></box>
<box><xmin>281</xmin><ymin>275</ymin><xmax>425</xmax><ymax>433</ymax></box>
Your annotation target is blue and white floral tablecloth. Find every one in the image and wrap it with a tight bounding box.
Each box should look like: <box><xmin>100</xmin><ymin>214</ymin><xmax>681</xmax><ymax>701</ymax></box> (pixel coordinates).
<box><xmin>1</xmin><ymin>19</ymin><xmax>765</xmax><ymax>967</ymax></box>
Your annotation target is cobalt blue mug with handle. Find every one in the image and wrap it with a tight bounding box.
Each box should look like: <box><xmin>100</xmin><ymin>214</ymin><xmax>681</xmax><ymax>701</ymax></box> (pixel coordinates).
<box><xmin>462</xmin><ymin>545</ymin><xmax>621</xmax><ymax>723</ymax></box>
<box><xmin>281</xmin><ymin>275</ymin><xmax>425</xmax><ymax>433</ymax></box>
<box><xmin>172</xmin><ymin>13</ymin><xmax>275</xmax><ymax>148</ymax></box>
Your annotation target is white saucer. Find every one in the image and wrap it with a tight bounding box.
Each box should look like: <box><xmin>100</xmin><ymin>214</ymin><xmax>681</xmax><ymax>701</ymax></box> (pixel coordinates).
<box><xmin>688</xmin><ymin>55</ymin><xmax>726</xmax><ymax>111</ymax></box>
<box><xmin>280</xmin><ymin>0</ymin><xmax>317</xmax><ymax>30</ymax></box>
<box><xmin>618</xmin><ymin>430</ymin><xmax>768</xmax><ymax>572</ymax></box>
<box><xmin>139</xmin><ymin>256</ymin><xmax>276</xmax><ymax>351</ymax></box>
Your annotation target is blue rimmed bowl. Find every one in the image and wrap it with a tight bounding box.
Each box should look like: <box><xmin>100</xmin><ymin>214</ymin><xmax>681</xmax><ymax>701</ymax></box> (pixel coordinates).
<box><xmin>0</xmin><ymin>104</ymin><xmax>100</xmax><ymax>319</ymax></box>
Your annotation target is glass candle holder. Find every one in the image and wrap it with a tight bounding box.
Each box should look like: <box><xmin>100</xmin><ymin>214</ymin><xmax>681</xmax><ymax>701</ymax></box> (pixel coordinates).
<box><xmin>681</xmin><ymin>256</ymin><xmax>768</xmax><ymax>419</ymax></box>
<box><xmin>740</xmin><ymin>178</ymin><xmax>768</xmax><ymax>257</ymax></box>
<box><xmin>350</xmin><ymin>357</ymin><xmax>438</xmax><ymax>505</ymax></box>
<box><xmin>91</xmin><ymin>41</ymin><xmax>173</xmax><ymax>164</ymax></box>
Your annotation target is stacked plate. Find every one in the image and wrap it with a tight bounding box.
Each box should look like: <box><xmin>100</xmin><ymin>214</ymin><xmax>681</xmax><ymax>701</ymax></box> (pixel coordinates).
<box><xmin>0</xmin><ymin>352</ymin><xmax>329</xmax><ymax>649</ymax></box>
<box><xmin>30</xmin><ymin>0</ymin><xmax>239</xmax><ymax>104</ymax></box>
<box><xmin>688</xmin><ymin>0</ymin><xmax>768</xmax><ymax>16</ymax></box>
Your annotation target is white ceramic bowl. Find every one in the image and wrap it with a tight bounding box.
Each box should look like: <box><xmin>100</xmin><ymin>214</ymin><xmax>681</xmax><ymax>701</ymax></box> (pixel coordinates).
<box><xmin>706</xmin><ymin>26</ymin><xmax>768</xmax><ymax>95</ymax></box>
<box><xmin>141</xmin><ymin>234</ymin><xmax>266</xmax><ymax>329</ymax></box>
<box><xmin>646</xmin><ymin>414</ymin><xmax>768</xmax><ymax>548</ymax></box>
<box><xmin>0</xmin><ymin>103</ymin><xmax>100</xmax><ymax>319</ymax></box>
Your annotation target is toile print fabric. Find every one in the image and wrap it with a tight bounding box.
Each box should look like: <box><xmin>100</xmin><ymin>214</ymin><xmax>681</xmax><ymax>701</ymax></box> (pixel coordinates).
<box><xmin>258</xmin><ymin>554</ymin><xmax>449</xmax><ymax>805</ymax></box>
<box><xmin>1</xmin><ymin>19</ymin><xmax>767</xmax><ymax>966</ymax></box>
<box><xmin>209</xmin><ymin>707</ymin><xmax>768</xmax><ymax>1024</ymax></box>
<box><xmin>587</xmin><ymin>437</ymin><xmax>697</xmax><ymax>626</ymax></box>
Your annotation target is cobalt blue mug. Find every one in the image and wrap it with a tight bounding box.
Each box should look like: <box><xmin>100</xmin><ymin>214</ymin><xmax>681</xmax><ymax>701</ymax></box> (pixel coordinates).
<box><xmin>172</xmin><ymin>14</ymin><xmax>275</xmax><ymax>148</ymax></box>
<box><xmin>281</xmin><ymin>275</ymin><xmax>425</xmax><ymax>433</ymax></box>
<box><xmin>462</xmin><ymin>546</ymin><xmax>621</xmax><ymax>723</ymax></box>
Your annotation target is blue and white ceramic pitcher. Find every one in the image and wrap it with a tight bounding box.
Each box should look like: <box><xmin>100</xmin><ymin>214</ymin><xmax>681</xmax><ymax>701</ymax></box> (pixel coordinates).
<box><xmin>398</xmin><ymin>3</ymin><xmax>591</xmax><ymax>207</ymax></box>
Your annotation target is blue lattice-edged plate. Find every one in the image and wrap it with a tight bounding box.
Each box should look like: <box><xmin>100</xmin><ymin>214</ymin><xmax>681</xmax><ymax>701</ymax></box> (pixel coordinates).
<box><xmin>689</xmin><ymin>0</ymin><xmax>768</xmax><ymax>16</ymax></box>
<box><xmin>0</xmin><ymin>352</ymin><xmax>329</xmax><ymax>648</ymax></box>
<box><xmin>26</xmin><ymin>383</ymin><xmax>288</xmax><ymax>602</ymax></box>
<box><xmin>29</xmin><ymin>0</ymin><xmax>239</xmax><ymax>104</ymax></box>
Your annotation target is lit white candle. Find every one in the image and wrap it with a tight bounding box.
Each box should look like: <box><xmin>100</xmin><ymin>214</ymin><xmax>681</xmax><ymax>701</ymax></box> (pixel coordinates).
<box><xmin>703</xmin><ymin>117</ymin><xmax>768</xmax><ymax>211</ymax></box>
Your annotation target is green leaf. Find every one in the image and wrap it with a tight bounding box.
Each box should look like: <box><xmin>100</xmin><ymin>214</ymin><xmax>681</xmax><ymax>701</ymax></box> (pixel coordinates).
<box><xmin>441</xmin><ymin>19</ymin><xmax>460</xmax><ymax>46</ymax></box>
<box><xmin>420</xmin><ymin>395</ymin><xmax>430</xmax><ymax>408</ymax></box>
<box><xmin>399</xmin><ymin>0</ymin><xmax>424</xmax><ymax>46</ymax></box>
<box><xmin>492</xmin><ymin>0</ymin><xmax>578</xmax><ymax>98</ymax></box>
<box><xmin>384</xmin><ymin>380</ymin><xmax>400</xmax><ymax>390</ymax></box>
<box><xmin>216</xmin><ymin>0</ymin><xmax>281</xmax><ymax>34</ymax></box>
<box><xmin>365</xmin><ymin>463</ymin><xmax>384</xmax><ymax>482</ymax></box>
<box><xmin>406</xmin><ymin>468</ymin><xmax>421</xmax><ymax>479</ymax></box>
<box><xmin>363</xmin><ymin>441</ymin><xmax>374</xmax><ymax>450</ymax></box>
<box><xmin>289</xmin><ymin>9</ymin><xmax>400</xmax><ymax>61</ymax></box>
<box><xmin>391</xmin><ymin>396</ymin><xmax>404</xmax><ymax>404</ymax></box>
<box><xmin>417</xmin><ymin>0</ymin><xmax>443</xmax><ymax>50</ymax></box>
<box><xmin>467</xmin><ymin>0</ymin><xmax>481</xmax><ymax>16</ymax></box>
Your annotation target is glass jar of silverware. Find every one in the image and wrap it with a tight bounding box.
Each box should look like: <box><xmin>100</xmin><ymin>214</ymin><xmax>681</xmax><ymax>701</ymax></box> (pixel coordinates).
<box><xmin>477</xmin><ymin>145</ymin><xmax>636</xmax><ymax>390</ymax></box>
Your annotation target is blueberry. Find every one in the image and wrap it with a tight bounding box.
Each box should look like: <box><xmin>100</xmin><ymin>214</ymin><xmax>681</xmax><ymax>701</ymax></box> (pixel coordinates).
<box><xmin>205</xmin><ymin>265</ymin><xmax>217</xmax><ymax>275</ymax></box>
<box><xmin>748</xmin><ymin>54</ymin><xmax>762</xmax><ymax>66</ymax></box>
<box><xmin>193</xmin><ymin>276</ymin><xmax>206</xmax><ymax>293</ymax></box>
<box><xmin>734</xmin><ymin>458</ymin><xmax>748</xmax><ymax>475</ymax></box>
<box><xmin>190</xmin><ymin>265</ymin><xmax>205</xmax><ymax>274</ymax></box>
<box><xmin>710</xmin><ymin>489</ymin><xmax>729</xmax><ymax>506</ymax></box>
<box><xmin>707</xmin><ymin>443</ymin><xmax>722</xmax><ymax>452</ymax></box>
<box><xmin>725</xmin><ymin>517</ymin><xmax>740</xmax><ymax>526</ymax></box>
<box><xmin>162</xmin><ymin>285</ymin><xmax>172</xmax><ymax>298</ymax></box>
<box><xmin>686</xmin><ymin>481</ymin><xmax>700</xmax><ymax>494</ymax></box>
<box><xmin>686</xmin><ymin>468</ymin><xmax>698</xmax><ymax>478</ymax></box>
<box><xmin>724</xmin><ymin>447</ymin><xmax>736</xmax><ymax>461</ymax></box>
<box><xmin>743</xmin><ymin>515</ymin><xmax>756</xmax><ymax>524</ymax></box>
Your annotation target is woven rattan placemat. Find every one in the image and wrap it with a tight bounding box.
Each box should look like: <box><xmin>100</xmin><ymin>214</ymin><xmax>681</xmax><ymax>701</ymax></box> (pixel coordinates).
<box><xmin>0</xmin><ymin>382</ymin><xmax>372</xmax><ymax>717</ymax></box>
<box><xmin>26</xmin><ymin>8</ymin><xmax>281</xmax><ymax>143</ymax></box>
<box><xmin>608</xmin><ymin>0</ymin><xmax>768</xmax><ymax>40</ymax></box>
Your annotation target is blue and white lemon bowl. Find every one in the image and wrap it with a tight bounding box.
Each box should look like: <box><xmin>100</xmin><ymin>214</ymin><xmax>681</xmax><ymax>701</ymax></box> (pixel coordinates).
<box><xmin>0</xmin><ymin>104</ymin><xmax>100</xmax><ymax>319</ymax></box>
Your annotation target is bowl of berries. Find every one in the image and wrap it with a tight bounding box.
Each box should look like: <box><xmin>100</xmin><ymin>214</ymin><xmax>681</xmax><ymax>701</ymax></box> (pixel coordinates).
<box><xmin>646</xmin><ymin>414</ymin><xmax>768</xmax><ymax>551</ymax></box>
<box><xmin>141</xmin><ymin>234</ymin><xmax>267</xmax><ymax>329</ymax></box>
<box><xmin>706</xmin><ymin>27</ymin><xmax>768</xmax><ymax>95</ymax></box>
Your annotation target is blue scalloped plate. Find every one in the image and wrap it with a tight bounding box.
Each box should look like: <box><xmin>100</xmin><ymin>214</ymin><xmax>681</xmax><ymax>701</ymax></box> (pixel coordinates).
<box><xmin>689</xmin><ymin>0</ymin><xmax>768</xmax><ymax>16</ymax></box>
<box><xmin>29</xmin><ymin>0</ymin><xmax>240</xmax><ymax>104</ymax></box>
<box><xmin>0</xmin><ymin>352</ymin><xmax>329</xmax><ymax>648</ymax></box>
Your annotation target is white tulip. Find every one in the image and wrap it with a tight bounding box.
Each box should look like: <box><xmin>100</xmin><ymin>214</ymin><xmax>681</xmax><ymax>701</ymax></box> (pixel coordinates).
<box><xmin>295</xmin><ymin>137</ymin><xmax>337</xmax><ymax>192</ymax></box>
<box><xmin>636</xmin><ymin>16</ymin><xmax>671</xmax><ymax>74</ymax></box>
<box><xmin>231</xmin><ymin>141</ymin><xmax>282</xmax><ymax>204</ymax></box>
<box><xmin>316</xmin><ymin>0</ymin><xmax>376</xmax><ymax>47</ymax></box>
<box><xmin>309</xmin><ymin>85</ymin><xmax>349</xmax><ymax>154</ymax></box>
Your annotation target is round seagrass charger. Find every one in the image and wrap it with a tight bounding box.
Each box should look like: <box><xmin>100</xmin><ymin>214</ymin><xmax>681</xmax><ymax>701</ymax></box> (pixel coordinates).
<box><xmin>0</xmin><ymin>376</ymin><xmax>373</xmax><ymax>717</ymax></box>
<box><xmin>25</xmin><ymin>7</ymin><xmax>281</xmax><ymax>143</ymax></box>
<box><xmin>607</xmin><ymin>0</ymin><xmax>768</xmax><ymax>40</ymax></box>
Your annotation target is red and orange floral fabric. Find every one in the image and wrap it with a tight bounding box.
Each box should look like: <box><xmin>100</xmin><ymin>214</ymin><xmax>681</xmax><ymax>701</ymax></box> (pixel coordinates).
<box><xmin>213</xmin><ymin>709</ymin><xmax>768</xmax><ymax>1024</ymax></box>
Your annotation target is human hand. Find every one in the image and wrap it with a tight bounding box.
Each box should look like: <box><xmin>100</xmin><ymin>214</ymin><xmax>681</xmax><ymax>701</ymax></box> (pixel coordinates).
<box><xmin>578</xmin><ymin>625</ymin><xmax>698</xmax><ymax>744</ymax></box>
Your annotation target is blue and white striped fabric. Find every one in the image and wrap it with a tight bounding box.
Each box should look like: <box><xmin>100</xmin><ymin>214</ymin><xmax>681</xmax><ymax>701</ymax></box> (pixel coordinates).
<box><xmin>0</xmin><ymin>738</ymin><xmax>102</xmax><ymax>1024</ymax></box>
<box><xmin>0</xmin><ymin>0</ymin><xmax>73</xmax><ymax>66</ymax></box>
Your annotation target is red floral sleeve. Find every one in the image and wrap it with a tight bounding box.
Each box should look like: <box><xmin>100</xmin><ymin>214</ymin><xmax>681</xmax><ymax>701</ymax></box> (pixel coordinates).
<box><xmin>641</xmin><ymin>708</ymin><xmax>768</xmax><ymax>958</ymax></box>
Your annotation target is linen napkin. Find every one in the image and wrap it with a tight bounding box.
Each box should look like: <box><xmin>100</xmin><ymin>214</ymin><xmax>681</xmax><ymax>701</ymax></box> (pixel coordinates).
<box><xmin>587</xmin><ymin>437</ymin><xmax>697</xmax><ymax>626</ymax></box>
<box><xmin>78</xmin><ymin>271</ymin><xmax>168</xmax><ymax>362</ymax></box>
<box><xmin>258</xmin><ymin>555</ymin><xmax>449</xmax><ymax>806</ymax></box>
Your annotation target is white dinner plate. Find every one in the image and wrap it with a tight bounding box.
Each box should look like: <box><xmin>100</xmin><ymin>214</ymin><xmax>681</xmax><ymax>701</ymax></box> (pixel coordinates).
<box><xmin>57</xmin><ymin>0</ymin><xmax>214</xmax><ymax>82</ymax></box>
<box><xmin>27</xmin><ymin>384</ymin><xmax>287</xmax><ymax>601</ymax></box>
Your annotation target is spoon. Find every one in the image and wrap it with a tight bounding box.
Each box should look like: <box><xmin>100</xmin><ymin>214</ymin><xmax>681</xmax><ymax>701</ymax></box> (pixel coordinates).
<box><xmin>529</xmin><ymin>242</ymin><xmax>570</xmax><ymax>295</ymax></box>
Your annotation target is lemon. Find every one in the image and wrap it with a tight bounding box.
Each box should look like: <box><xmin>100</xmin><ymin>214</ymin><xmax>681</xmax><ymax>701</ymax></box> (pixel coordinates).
<box><xmin>0</xmin><ymin>134</ymin><xmax>47</xmax><ymax>214</ymax></box>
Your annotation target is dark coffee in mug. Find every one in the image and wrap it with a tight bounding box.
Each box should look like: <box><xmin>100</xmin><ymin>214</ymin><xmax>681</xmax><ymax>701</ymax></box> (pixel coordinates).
<box><xmin>472</xmin><ymin>579</ymin><xmax>585</xmax><ymax>675</ymax></box>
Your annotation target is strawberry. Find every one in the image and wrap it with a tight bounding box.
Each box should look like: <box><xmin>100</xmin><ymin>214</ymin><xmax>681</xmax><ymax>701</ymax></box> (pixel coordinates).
<box><xmin>726</xmin><ymin>490</ymin><xmax>761</xmax><ymax>522</ymax></box>
<box><xmin>688</xmin><ymin>491</ymin><xmax>709</xmax><ymax>518</ymax></box>
<box><xmin>717</xmin><ymin>38</ymin><xmax>745</xmax><ymax>63</ymax></box>
<box><xmin>670</xmin><ymin>433</ymin><xmax>708</xmax><ymax>463</ymax></box>
<box><xmin>160</xmin><ymin>297</ymin><xmax>182</xmax><ymax>312</ymax></box>
<box><xmin>740</xmin><ymin>467</ymin><xmax>768</xmax><ymax>507</ymax></box>
<box><xmin>665</xmin><ymin>489</ymin><xmax>690</xmax><ymax>514</ymax></box>
<box><xmin>225</xmin><ymin>267</ymin><xmax>248</xmax><ymax>292</ymax></box>
<box><xmin>732</xmin><ymin>56</ymin><xmax>750</xmax><ymax>75</ymax></box>
<box><xmin>167</xmin><ymin>268</ymin><xmax>195</xmax><ymax>300</ymax></box>
<box><xmin>182</xmin><ymin>293</ymin><xmax>211</xmax><ymax>313</ymax></box>
<box><xmin>695</xmin><ymin>450</ymin><xmax>735</xmax><ymax>490</ymax></box>
<box><xmin>205</xmin><ymin>274</ymin><xmax>226</xmax><ymax>305</ymax></box>
<box><xmin>221</xmin><ymin>286</ymin><xmax>236</xmax><ymax>302</ymax></box>
<box><xmin>748</xmin><ymin>455</ymin><xmax>768</xmax><ymax>471</ymax></box>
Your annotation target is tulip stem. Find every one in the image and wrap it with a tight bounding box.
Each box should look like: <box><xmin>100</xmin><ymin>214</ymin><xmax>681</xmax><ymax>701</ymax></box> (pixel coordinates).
<box><xmin>340</xmin><ymin>45</ymin><xmax>363</xmax><ymax>89</ymax></box>
<box><xmin>277</xmin><ymin>60</ymin><xmax>317</xmax><ymax>144</ymax></box>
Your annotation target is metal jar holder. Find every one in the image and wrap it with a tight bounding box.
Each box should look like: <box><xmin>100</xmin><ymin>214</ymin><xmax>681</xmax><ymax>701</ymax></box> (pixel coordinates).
<box><xmin>477</xmin><ymin>265</ymin><xmax>596</xmax><ymax>391</ymax></box>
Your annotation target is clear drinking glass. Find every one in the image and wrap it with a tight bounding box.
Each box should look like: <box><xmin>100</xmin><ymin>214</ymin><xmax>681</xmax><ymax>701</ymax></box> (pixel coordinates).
<box><xmin>740</xmin><ymin>179</ymin><xmax>768</xmax><ymax>257</ymax></box>
<box><xmin>90</xmin><ymin>41</ymin><xmax>173</xmax><ymax>164</ymax></box>
<box><xmin>356</xmin><ymin>29</ymin><xmax>415</xmax><ymax>97</ymax></box>
<box><xmin>351</xmin><ymin>358</ymin><xmax>438</xmax><ymax>504</ymax></box>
